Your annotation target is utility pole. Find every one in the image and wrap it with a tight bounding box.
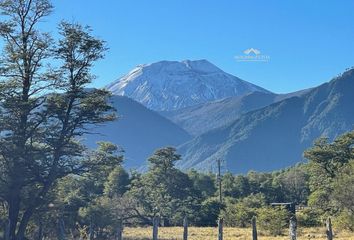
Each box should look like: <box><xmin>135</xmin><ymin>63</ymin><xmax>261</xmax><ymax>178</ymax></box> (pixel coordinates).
<box><xmin>217</xmin><ymin>159</ymin><xmax>224</xmax><ymax>240</ymax></box>
<box><xmin>217</xmin><ymin>159</ymin><xmax>222</xmax><ymax>204</ymax></box>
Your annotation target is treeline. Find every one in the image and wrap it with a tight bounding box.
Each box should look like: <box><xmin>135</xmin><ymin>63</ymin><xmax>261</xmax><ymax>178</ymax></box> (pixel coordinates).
<box><xmin>1</xmin><ymin>132</ymin><xmax>352</xmax><ymax>238</ymax></box>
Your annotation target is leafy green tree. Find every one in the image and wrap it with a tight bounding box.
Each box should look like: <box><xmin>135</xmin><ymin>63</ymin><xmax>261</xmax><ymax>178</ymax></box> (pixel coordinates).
<box><xmin>332</xmin><ymin>160</ymin><xmax>354</xmax><ymax>213</ymax></box>
<box><xmin>104</xmin><ymin>166</ymin><xmax>130</xmax><ymax>198</ymax></box>
<box><xmin>304</xmin><ymin>131</ymin><xmax>354</xmax><ymax>211</ymax></box>
<box><xmin>220</xmin><ymin>173</ymin><xmax>251</xmax><ymax>199</ymax></box>
<box><xmin>334</xmin><ymin>211</ymin><xmax>354</xmax><ymax>231</ymax></box>
<box><xmin>332</xmin><ymin>160</ymin><xmax>354</xmax><ymax>230</ymax></box>
<box><xmin>82</xmin><ymin>142</ymin><xmax>124</xmax><ymax>196</ymax></box>
<box><xmin>26</xmin><ymin>142</ymin><xmax>123</xmax><ymax>238</ymax></box>
<box><xmin>257</xmin><ymin>206</ymin><xmax>289</xmax><ymax>236</ymax></box>
<box><xmin>221</xmin><ymin>172</ymin><xmax>235</xmax><ymax>197</ymax></box>
<box><xmin>247</xmin><ymin>171</ymin><xmax>282</xmax><ymax>203</ymax></box>
<box><xmin>55</xmin><ymin>142</ymin><xmax>123</xmax><ymax>236</ymax></box>
<box><xmin>233</xmin><ymin>175</ymin><xmax>250</xmax><ymax>198</ymax></box>
<box><xmin>274</xmin><ymin>165</ymin><xmax>310</xmax><ymax>204</ymax></box>
<box><xmin>221</xmin><ymin>193</ymin><xmax>266</xmax><ymax>227</ymax></box>
<box><xmin>79</xmin><ymin>198</ymin><xmax>114</xmax><ymax>239</ymax></box>
<box><xmin>195</xmin><ymin>197</ymin><xmax>222</xmax><ymax>227</ymax></box>
<box><xmin>0</xmin><ymin>1</ymin><xmax>114</xmax><ymax>237</ymax></box>
<box><xmin>0</xmin><ymin>0</ymin><xmax>55</xmax><ymax>238</ymax></box>
<box><xmin>128</xmin><ymin>147</ymin><xmax>198</xmax><ymax>225</ymax></box>
<box><xmin>305</xmin><ymin>132</ymin><xmax>354</xmax><ymax>178</ymax></box>
<box><xmin>297</xmin><ymin>208</ymin><xmax>322</xmax><ymax>227</ymax></box>
<box><xmin>188</xmin><ymin>170</ymin><xmax>216</xmax><ymax>199</ymax></box>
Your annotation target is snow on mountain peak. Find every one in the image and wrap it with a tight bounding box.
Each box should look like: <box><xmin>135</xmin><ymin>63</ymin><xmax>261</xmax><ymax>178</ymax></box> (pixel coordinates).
<box><xmin>107</xmin><ymin>60</ymin><xmax>270</xmax><ymax>111</ymax></box>
<box><xmin>182</xmin><ymin>59</ymin><xmax>222</xmax><ymax>73</ymax></box>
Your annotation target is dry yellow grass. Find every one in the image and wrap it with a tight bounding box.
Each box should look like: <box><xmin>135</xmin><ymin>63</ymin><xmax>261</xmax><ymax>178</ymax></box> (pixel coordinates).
<box><xmin>123</xmin><ymin>227</ymin><xmax>354</xmax><ymax>240</ymax></box>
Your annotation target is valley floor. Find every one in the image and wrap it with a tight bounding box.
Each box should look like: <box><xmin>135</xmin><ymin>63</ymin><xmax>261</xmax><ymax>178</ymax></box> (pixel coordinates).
<box><xmin>122</xmin><ymin>227</ymin><xmax>354</xmax><ymax>240</ymax></box>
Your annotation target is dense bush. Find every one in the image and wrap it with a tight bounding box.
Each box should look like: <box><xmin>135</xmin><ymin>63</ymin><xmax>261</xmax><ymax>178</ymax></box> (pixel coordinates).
<box><xmin>334</xmin><ymin>211</ymin><xmax>354</xmax><ymax>231</ymax></box>
<box><xmin>297</xmin><ymin>208</ymin><xmax>322</xmax><ymax>227</ymax></box>
<box><xmin>194</xmin><ymin>198</ymin><xmax>222</xmax><ymax>227</ymax></box>
<box><xmin>221</xmin><ymin>201</ymin><xmax>256</xmax><ymax>227</ymax></box>
<box><xmin>257</xmin><ymin>206</ymin><xmax>289</xmax><ymax>236</ymax></box>
<box><xmin>221</xmin><ymin>193</ymin><xmax>266</xmax><ymax>227</ymax></box>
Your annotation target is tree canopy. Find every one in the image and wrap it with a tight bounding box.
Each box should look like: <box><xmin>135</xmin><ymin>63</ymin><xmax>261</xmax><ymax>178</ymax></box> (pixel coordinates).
<box><xmin>0</xmin><ymin>0</ymin><xmax>114</xmax><ymax>239</ymax></box>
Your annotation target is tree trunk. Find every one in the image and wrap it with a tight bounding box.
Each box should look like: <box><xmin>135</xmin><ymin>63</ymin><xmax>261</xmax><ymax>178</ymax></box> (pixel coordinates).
<box><xmin>116</xmin><ymin>220</ymin><xmax>123</xmax><ymax>240</ymax></box>
<box><xmin>4</xmin><ymin>218</ymin><xmax>10</xmax><ymax>240</ymax></box>
<box><xmin>36</xmin><ymin>220</ymin><xmax>43</xmax><ymax>240</ymax></box>
<box><xmin>8</xmin><ymin>195</ymin><xmax>21</xmax><ymax>240</ymax></box>
<box><xmin>16</xmin><ymin>208</ymin><xmax>34</xmax><ymax>240</ymax></box>
<box><xmin>89</xmin><ymin>218</ymin><xmax>94</xmax><ymax>240</ymax></box>
<box><xmin>57</xmin><ymin>217</ymin><xmax>66</xmax><ymax>240</ymax></box>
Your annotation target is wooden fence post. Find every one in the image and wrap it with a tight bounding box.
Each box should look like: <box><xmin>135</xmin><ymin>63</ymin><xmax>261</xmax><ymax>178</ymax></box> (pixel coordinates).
<box><xmin>183</xmin><ymin>216</ymin><xmax>188</xmax><ymax>240</ymax></box>
<box><xmin>153</xmin><ymin>216</ymin><xmax>159</xmax><ymax>240</ymax></box>
<box><xmin>116</xmin><ymin>219</ymin><xmax>123</xmax><ymax>240</ymax></box>
<box><xmin>218</xmin><ymin>218</ymin><xmax>223</xmax><ymax>240</ymax></box>
<box><xmin>289</xmin><ymin>216</ymin><xmax>297</xmax><ymax>240</ymax></box>
<box><xmin>252</xmin><ymin>216</ymin><xmax>258</xmax><ymax>240</ymax></box>
<box><xmin>326</xmin><ymin>217</ymin><xmax>333</xmax><ymax>240</ymax></box>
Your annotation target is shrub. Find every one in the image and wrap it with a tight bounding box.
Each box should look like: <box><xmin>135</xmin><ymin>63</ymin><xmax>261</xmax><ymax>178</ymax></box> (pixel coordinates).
<box><xmin>334</xmin><ymin>211</ymin><xmax>354</xmax><ymax>231</ymax></box>
<box><xmin>297</xmin><ymin>208</ymin><xmax>322</xmax><ymax>227</ymax></box>
<box><xmin>257</xmin><ymin>206</ymin><xmax>288</xmax><ymax>236</ymax></box>
<box><xmin>221</xmin><ymin>194</ymin><xmax>266</xmax><ymax>227</ymax></box>
<box><xmin>221</xmin><ymin>201</ymin><xmax>256</xmax><ymax>227</ymax></box>
<box><xmin>194</xmin><ymin>198</ymin><xmax>222</xmax><ymax>226</ymax></box>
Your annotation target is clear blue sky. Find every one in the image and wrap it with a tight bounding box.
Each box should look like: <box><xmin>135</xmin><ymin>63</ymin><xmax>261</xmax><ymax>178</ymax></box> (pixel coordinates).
<box><xmin>44</xmin><ymin>0</ymin><xmax>354</xmax><ymax>93</ymax></box>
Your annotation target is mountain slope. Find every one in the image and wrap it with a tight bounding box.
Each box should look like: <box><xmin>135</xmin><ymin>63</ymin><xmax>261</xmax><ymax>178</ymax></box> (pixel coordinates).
<box><xmin>85</xmin><ymin>96</ymin><xmax>191</xmax><ymax>168</ymax></box>
<box><xmin>160</xmin><ymin>89</ymin><xmax>310</xmax><ymax>136</ymax></box>
<box><xmin>107</xmin><ymin>60</ymin><xmax>270</xmax><ymax>111</ymax></box>
<box><xmin>177</xmin><ymin>69</ymin><xmax>354</xmax><ymax>173</ymax></box>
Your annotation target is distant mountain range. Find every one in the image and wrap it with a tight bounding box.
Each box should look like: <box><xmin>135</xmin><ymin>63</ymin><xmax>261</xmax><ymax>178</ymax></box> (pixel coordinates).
<box><xmin>93</xmin><ymin>60</ymin><xmax>354</xmax><ymax>173</ymax></box>
<box><xmin>85</xmin><ymin>96</ymin><xmax>191</xmax><ymax>169</ymax></box>
<box><xmin>107</xmin><ymin>60</ymin><xmax>269</xmax><ymax>111</ymax></box>
<box><xmin>177</xmin><ymin>69</ymin><xmax>354</xmax><ymax>173</ymax></box>
<box><xmin>160</xmin><ymin>89</ymin><xmax>310</xmax><ymax>136</ymax></box>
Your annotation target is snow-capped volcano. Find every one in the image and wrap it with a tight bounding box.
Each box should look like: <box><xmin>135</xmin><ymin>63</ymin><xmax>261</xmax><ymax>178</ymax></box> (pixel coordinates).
<box><xmin>107</xmin><ymin>59</ymin><xmax>270</xmax><ymax>111</ymax></box>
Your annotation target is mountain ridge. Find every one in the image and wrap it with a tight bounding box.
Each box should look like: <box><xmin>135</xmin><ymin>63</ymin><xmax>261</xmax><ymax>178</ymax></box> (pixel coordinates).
<box><xmin>160</xmin><ymin>88</ymin><xmax>311</xmax><ymax>136</ymax></box>
<box><xmin>84</xmin><ymin>95</ymin><xmax>191</xmax><ymax>168</ymax></box>
<box><xmin>177</xmin><ymin>68</ymin><xmax>354</xmax><ymax>173</ymax></box>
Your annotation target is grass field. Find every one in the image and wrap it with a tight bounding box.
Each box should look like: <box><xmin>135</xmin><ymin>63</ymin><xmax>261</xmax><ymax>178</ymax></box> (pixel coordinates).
<box><xmin>122</xmin><ymin>227</ymin><xmax>354</xmax><ymax>240</ymax></box>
